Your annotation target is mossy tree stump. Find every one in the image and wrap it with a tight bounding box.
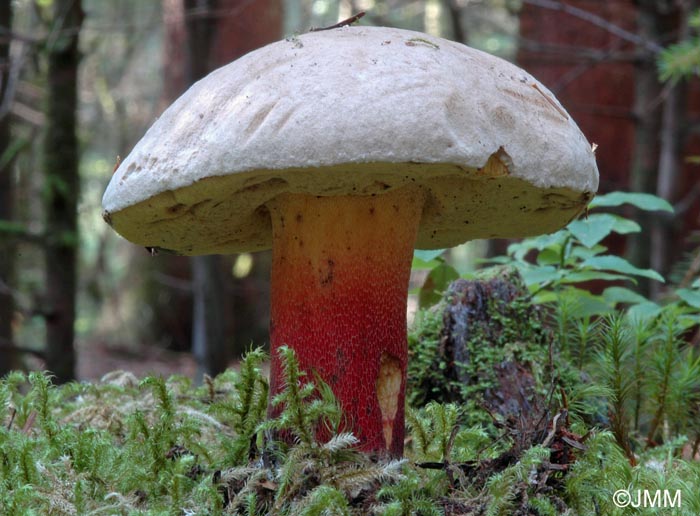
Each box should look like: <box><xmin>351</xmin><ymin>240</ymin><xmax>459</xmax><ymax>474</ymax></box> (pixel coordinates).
<box><xmin>409</xmin><ymin>266</ymin><xmax>553</xmax><ymax>426</ymax></box>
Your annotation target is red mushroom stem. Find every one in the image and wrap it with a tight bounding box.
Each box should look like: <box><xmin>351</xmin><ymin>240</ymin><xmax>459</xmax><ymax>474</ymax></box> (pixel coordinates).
<box><xmin>266</xmin><ymin>185</ymin><xmax>425</xmax><ymax>456</ymax></box>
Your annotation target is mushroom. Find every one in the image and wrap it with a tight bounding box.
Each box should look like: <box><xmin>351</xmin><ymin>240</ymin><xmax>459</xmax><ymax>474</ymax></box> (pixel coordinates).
<box><xmin>102</xmin><ymin>26</ymin><xmax>598</xmax><ymax>456</ymax></box>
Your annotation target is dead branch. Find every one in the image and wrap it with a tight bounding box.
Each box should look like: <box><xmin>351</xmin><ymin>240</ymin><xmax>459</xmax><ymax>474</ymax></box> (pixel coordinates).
<box><xmin>523</xmin><ymin>0</ymin><xmax>663</xmax><ymax>54</ymax></box>
<box><xmin>309</xmin><ymin>11</ymin><xmax>365</xmax><ymax>32</ymax></box>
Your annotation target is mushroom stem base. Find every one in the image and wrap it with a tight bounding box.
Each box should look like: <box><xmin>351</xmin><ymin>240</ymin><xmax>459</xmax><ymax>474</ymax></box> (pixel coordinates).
<box><xmin>266</xmin><ymin>186</ymin><xmax>424</xmax><ymax>456</ymax></box>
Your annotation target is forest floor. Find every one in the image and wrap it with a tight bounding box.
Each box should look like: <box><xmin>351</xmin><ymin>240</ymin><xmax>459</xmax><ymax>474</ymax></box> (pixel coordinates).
<box><xmin>76</xmin><ymin>340</ymin><xmax>198</xmax><ymax>381</ymax></box>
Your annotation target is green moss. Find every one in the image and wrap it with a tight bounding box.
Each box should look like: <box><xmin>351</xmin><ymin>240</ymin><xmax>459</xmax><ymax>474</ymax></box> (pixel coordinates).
<box><xmin>408</xmin><ymin>266</ymin><xmax>562</xmax><ymax>428</ymax></box>
<box><xmin>2</xmin><ymin>332</ymin><xmax>699</xmax><ymax>514</ymax></box>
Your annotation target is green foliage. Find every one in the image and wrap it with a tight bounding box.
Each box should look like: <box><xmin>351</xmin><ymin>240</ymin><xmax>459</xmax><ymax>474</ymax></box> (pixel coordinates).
<box><xmin>261</xmin><ymin>345</ymin><xmax>342</xmax><ymax>450</ymax></box>
<box><xmin>566</xmin><ymin>431</ymin><xmax>700</xmax><ymax>515</ymax></box>
<box><xmin>5</xmin><ymin>189</ymin><xmax>700</xmax><ymax>513</ymax></box>
<box><xmin>0</xmin><ymin>357</ymin><xmax>271</xmax><ymax>514</ymax></box>
<box><xmin>549</xmin><ymin>299</ymin><xmax>700</xmax><ymax>458</ymax></box>
<box><xmin>658</xmin><ymin>9</ymin><xmax>700</xmax><ymax>81</ymax></box>
<box><xmin>482</xmin><ymin>192</ymin><xmax>700</xmax><ymax>445</ymax></box>
<box><xmin>208</xmin><ymin>347</ymin><xmax>269</xmax><ymax>464</ymax></box>
<box><xmin>298</xmin><ymin>485</ymin><xmax>351</xmax><ymax>515</ymax></box>
<box><xmin>588</xmin><ymin>191</ymin><xmax>674</xmax><ymax>212</ymax></box>
<box><xmin>406</xmin><ymin>190</ymin><xmax>700</xmax><ymax>513</ymax></box>
<box><xmin>251</xmin><ymin>348</ymin><xmax>408</xmax><ymax>515</ymax></box>
<box><xmin>3</xmin><ymin>332</ymin><xmax>700</xmax><ymax>514</ymax></box>
<box><xmin>494</xmin><ymin>192</ymin><xmax>669</xmax><ymax>317</ymax></box>
<box><xmin>0</xmin><ymin>354</ymin><xmax>256</xmax><ymax>512</ymax></box>
<box><xmin>406</xmin><ymin>402</ymin><xmax>492</xmax><ymax>464</ymax></box>
<box><xmin>375</xmin><ymin>471</ymin><xmax>444</xmax><ymax>516</ymax></box>
<box><xmin>595</xmin><ymin>314</ymin><xmax>635</xmax><ymax>460</ymax></box>
<box><xmin>406</xmin><ymin>308</ymin><xmax>445</xmax><ymax>405</ymax></box>
<box><xmin>412</xmin><ymin>250</ymin><xmax>460</xmax><ymax>310</ymax></box>
<box><xmin>407</xmin><ymin>265</ymin><xmax>560</xmax><ymax>432</ymax></box>
<box><xmin>417</xmin><ymin>263</ymin><xmax>459</xmax><ymax>309</ymax></box>
<box><xmin>484</xmin><ymin>445</ymin><xmax>550</xmax><ymax>516</ymax></box>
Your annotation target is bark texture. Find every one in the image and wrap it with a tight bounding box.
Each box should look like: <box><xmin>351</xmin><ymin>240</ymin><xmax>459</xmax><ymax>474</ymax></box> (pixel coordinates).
<box><xmin>409</xmin><ymin>267</ymin><xmax>550</xmax><ymax>421</ymax></box>
<box><xmin>0</xmin><ymin>0</ymin><xmax>16</xmax><ymax>375</ymax></box>
<box><xmin>159</xmin><ymin>0</ymin><xmax>281</xmax><ymax>377</ymax></box>
<box><xmin>44</xmin><ymin>0</ymin><xmax>83</xmax><ymax>383</ymax></box>
<box><xmin>518</xmin><ymin>1</ymin><xmax>700</xmax><ymax>297</ymax></box>
<box><xmin>182</xmin><ymin>0</ymin><xmax>230</xmax><ymax>380</ymax></box>
<box><xmin>626</xmin><ymin>0</ymin><xmax>668</xmax><ymax>295</ymax></box>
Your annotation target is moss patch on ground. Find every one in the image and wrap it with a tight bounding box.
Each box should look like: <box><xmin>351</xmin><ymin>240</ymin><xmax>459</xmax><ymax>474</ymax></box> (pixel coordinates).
<box><xmin>3</xmin><ymin>267</ymin><xmax>700</xmax><ymax>515</ymax></box>
<box><xmin>3</xmin><ymin>347</ymin><xmax>700</xmax><ymax>515</ymax></box>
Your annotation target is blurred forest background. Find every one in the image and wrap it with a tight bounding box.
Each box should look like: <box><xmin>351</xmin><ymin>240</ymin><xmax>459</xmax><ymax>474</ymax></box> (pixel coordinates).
<box><xmin>0</xmin><ymin>0</ymin><xmax>699</xmax><ymax>384</ymax></box>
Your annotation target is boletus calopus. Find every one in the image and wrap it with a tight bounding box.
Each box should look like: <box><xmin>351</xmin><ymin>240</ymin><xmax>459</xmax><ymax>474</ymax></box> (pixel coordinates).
<box><xmin>102</xmin><ymin>26</ymin><xmax>598</xmax><ymax>456</ymax></box>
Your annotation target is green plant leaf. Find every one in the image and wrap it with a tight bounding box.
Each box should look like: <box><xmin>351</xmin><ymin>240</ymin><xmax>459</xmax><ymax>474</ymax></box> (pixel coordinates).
<box><xmin>481</xmin><ymin>255</ymin><xmax>511</xmax><ymax>265</ymax></box>
<box><xmin>508</xmin><ymin>231</ymin><xmax>568</xmax><ymax>261</ymax></box>
<box><xmin>414</xmin><ymin>249</ymin><xmax>446</xmax><ymax>262</ymax></box>
<box><xmin>570</xmin><ymin>245</ymin><xmax>607</xmax><ymax>261</ymax></box>
<box><xmin>418</xmin><ymin>263</ymin><xmax>459</xmax><ymax>308</ymax></box>
<box><xmin>559</xmin><ymin>271</ymin><xmax>633</xmax><ymax>284</ymax></box>
<box><xmin>531</xmin><ymin>290</ymin><xmax>558</xmax><ymax>304</ymax></box>
<box><xmin>589</xmin><ymin>192</ymin><xmax>673</xmax><ymax>212</ymax></box>
<box><xmin>610</xmin><ymin>216</ymin><xmax>641</xmax><ymax>234</ymax></box>
<box><xmin>567</xmin><ymin>214</ymin><xmax>616</xmax><ymax>248</ymax></box>
<box><xmin>659</xmin><ymin>37</ymin><xmax>700</xmax><ymax>81</ymax></box>
<box><xmin>535</xmin><ymin>247</ymin><xmax>562</xmax><ymax>266</ymax></box>
<box><xmin>581</xmin><ymin>255</ymin><xmax>665</xmax><ymax>282</ymax></box>
<box><xmin>676</xmin><ymin>288</ymin><xmax>700</xmax><ymax>308</ymax></box>
<box><xmin>626</xmin><ymin>301</ymin><xmax>663</xmax><ymax>321</ymax></box>
<box><xmin>518</xmin><ymin>265</ymin><xmax>561</xmax><ymax>286</ymax></box>
<box><xmin>559</xmin><ymin>288</ymin><xmax>612</xmax><ymax>317</ymax></box>
<box><xmin>411</xmin><ymin>257</ymin><xmax>439</xmax><ymax>270</ymax></box>
<box><xmin>602</xmin><ymin>287</ymin><xmax>649</xmax><ymax>305</ymax></box>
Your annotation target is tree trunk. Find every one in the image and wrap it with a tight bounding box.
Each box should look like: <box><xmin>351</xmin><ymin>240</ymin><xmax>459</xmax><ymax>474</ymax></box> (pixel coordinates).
<box><xmin>207</xmin><ymin>0</ymin><xmax>281</xmax><ymax>362</ymax></box>
<box><xmin>160</xmin><ymin>0</ymin><xmax>281</xmax><ymax>377</ymax></box>
<box><xmin>517</xmin><ymin>1</ymin><xmax>698</xmax><ymax>289</ymax></box>
<box><xmin>0</xmin><ymin>0</ymin><xmax>17</xmax><ymax>375</ymax></box>
<box><xmin>192</xmin><ymin>255</ymin><xmax>228</xmax><ymax>380</ymax></box>
<box><xmin>650</xmin><ymin>1</ymin><xmax>694</xmax><ymax>297</ymax></box>
<box><xmin>44</xmin><ymin>0</ymin><xmax>83</xmax><ymax>383</ymax></box>
<box><xmin>650</xmin><ymin>81</ymin><xmax>686</xmax><ymax>296</ymax></box>
<box><xmin>409</xmin><ymin>267</ymin><xmax>550</xmax><ymax>419</ymax></box>
<box><xmin>180</xmin><ymin>0</ymin><xmax>229</xmax><ymax>379</ymax></box>
<box><xmin>627</xmin><ymin>1</ymin><xmax>676</xmax><ymax>296</ymax></box>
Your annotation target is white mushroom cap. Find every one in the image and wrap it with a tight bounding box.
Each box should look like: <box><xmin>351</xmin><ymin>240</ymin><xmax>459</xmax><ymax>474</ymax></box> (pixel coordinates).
<box><xmin>102</xmin><ymin>26</ymin><xmax>598</xmax><ymax>255</ymax></box>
